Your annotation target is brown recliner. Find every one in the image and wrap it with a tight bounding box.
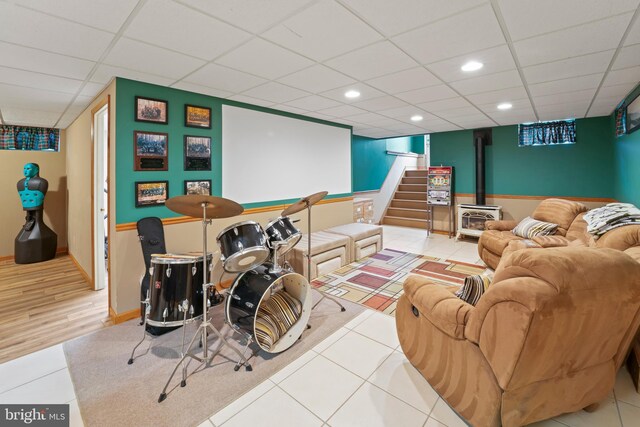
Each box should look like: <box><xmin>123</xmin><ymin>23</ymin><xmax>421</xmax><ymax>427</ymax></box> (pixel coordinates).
<box><xmin>396</xmin><ymin>247</ymin><xmax>640</xmax><ymax>427</ymax></box>
<box><xmin>478</xmin><ymin>198</ymin><xmax>588</xmax><ymax>269</ymax></box>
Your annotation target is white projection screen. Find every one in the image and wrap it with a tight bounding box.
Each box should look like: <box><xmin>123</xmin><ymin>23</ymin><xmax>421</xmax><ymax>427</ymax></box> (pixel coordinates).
<box><xmin>222</xmin><ymin>105</ymin><xmax>351</xmax><ymax>204</ymax></box>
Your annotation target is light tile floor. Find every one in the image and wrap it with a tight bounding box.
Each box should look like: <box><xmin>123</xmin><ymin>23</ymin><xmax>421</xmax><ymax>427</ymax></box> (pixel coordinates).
<box><xmin>1</xmin><ymin>225</ymin><xmax>639</xmax><ymax>427</ymax></box>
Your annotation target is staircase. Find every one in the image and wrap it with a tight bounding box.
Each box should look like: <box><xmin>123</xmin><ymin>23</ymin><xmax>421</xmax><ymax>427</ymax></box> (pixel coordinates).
<box><xmin>382</xmin><ymin>169</ymin><xmax>430</xmax><ymax>229</ymax></box>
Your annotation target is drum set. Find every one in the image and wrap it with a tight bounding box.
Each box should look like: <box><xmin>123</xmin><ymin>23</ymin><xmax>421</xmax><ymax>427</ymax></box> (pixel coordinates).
<box><xmin>127</xmin><ymin>191</ymin><xmax>344</xmax><ymax>403</ymax></box>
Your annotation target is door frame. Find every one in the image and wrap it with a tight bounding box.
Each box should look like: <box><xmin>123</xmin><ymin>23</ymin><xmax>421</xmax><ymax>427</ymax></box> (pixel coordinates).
<box><xmin>91</xmin><ymin>95</ymin><xmax>111</xmax><ymax>313</ymax></box>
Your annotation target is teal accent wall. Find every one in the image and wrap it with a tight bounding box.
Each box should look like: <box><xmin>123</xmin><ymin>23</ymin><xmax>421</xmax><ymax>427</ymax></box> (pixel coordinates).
<box><xmin>385</xmin><ymin>135</ymin><xmax>425</xmax><ymax>154</ymax></box>
<box><xmin>430</xmin><ymin>116</ymin><xmax>615</xmax><ymax>198</ymax></box>
<box><xmin>614</xmin><ymin>83</ymin><xmax>640</xmax><ymax>206</ymax></box>
<box><xmin>115</xmin><ymin>78</ymin><xmax>351</xmax><ymax>224</ymax></box>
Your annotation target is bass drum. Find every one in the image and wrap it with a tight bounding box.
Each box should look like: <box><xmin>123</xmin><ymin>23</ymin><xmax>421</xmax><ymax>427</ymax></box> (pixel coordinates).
<box><xmin>225</xmin><ymin>263</ymin><xmax>311</xmax><ymax>353</ymax></box>
<box><xmin>148</xmin><ymin>253</ymin><xmax>212</xmax><ymax>328</ymax></box>
<box><xmin>217</xmin><ymin>221</ymin><xmax>270</xmax><ymax>273</ymax></box>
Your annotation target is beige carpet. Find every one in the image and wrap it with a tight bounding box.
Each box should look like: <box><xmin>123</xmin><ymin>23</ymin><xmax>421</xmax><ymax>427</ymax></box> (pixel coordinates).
<box><xmin>64</xmin><ymin>294</ymin><xmax>364</xmax><ymax>427</ymax></box>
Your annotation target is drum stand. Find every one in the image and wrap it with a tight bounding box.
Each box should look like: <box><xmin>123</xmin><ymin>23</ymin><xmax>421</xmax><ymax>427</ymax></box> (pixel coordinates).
<box><xmin>158</xmin><ymin>202</ymin><xmax>251</xmax><ymax>403</ymax></box>
<box><xmin>303</xmin><ymin>201</ymin><xmax>345</xmax><ymax>312</ymax></box>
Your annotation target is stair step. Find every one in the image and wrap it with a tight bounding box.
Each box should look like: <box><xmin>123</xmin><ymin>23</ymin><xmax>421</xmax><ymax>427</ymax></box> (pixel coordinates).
<box><xmin>387</xmin><ymin>207</ymin><xmax>429</xmax><ymax>220</ymax></box>
<box><xmin>383</xmin><ymin>216</ymin><xmax>430</xmax><ymax>229</ymax></box>
<box><xmin>405</xmin><ymin>170</ymin><xmax>429</xmax><ymax>178</ymax></box>
<box><xmin>402</xmin><ymin>177</ymin><xmax>428</xmax><ymax>185</ymax></box>
<box><xmin>394</xmin><ymin>191</ymin><xmax>427</xmax><ymax>201</ymax></box>
<box><xmin>390</xmin><ymin>200</ymin><xmax>428</xmax><ymax>209</ymax></box>
<box><xmin>398</xmin><ymin>184</ymin><xmax>427</xmax><ymax>192</ymax></box>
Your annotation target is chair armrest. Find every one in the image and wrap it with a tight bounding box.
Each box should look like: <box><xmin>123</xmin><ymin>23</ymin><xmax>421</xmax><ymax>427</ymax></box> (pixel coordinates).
<box><xmin>531</xmin><ymin>235</ymin><xmax>572</xmax><ymax>248</ymax></box>
<box><xmin>485</xmin><ymin>220</ymin><xmax>518</xmax><ymax>231</ymax></box>
<box><xmin>403</xmin><ymin>275</ymin><xmax>473</xmax><ymax>340</ymax></box>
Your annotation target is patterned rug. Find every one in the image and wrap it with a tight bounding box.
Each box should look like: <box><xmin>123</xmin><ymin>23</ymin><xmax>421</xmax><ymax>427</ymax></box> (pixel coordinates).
<box><xmin>311</xmin><ymin>248</ymin><xmax>489</xmax><ymax>316</ymax></box>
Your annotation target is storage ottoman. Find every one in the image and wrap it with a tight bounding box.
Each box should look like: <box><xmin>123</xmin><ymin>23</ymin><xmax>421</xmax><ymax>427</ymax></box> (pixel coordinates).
<box><xmin>325</xmin><ymin>223</ymin><xmax>383</xmax><ymax>262</ymax></box>
<box><xmin>290</xmin><ymin>231</ymin><xmax>350</xmax><ymax>280</ymax></box>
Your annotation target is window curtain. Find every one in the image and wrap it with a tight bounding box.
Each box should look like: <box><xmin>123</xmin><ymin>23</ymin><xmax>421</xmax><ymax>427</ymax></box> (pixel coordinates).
<box><xmin>0</xmin><ymin>126</ymin><xmax>60</xmax><ymax>151</ymax></box>
<box><xmin>518</xmin><ymin>120</ymin><xmax>576</xmax><ymax>146</ymax></box>
<box><xmin>615</xmin><ymin>105</ymin><xmax>626</xmax><ymax>137</ymax></box>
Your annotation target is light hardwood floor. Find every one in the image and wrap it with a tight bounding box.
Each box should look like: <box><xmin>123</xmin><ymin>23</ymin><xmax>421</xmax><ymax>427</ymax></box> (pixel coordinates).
<box><xmin>0</xmin><ymin>255</ymin><xmax>111</xmax><ymax>364</ymax></box>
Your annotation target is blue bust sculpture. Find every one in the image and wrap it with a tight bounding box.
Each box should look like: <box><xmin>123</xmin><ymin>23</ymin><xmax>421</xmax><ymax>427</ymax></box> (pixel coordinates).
<box><xmin>18</xmin><ymin>163</ymin><xmax>46</xmax><ymax>209</ymax></box>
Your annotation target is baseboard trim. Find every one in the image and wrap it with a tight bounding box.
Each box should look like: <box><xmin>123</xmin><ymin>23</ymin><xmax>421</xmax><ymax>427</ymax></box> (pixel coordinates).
<box><xmin>0</xmin><ymin>246</ymin><xmax>68</xmax><ymax>262</ymax></box>
<box><xmin>68</xmin><ymin>252</ymin><xmax>92</xmax><ymax>285</ymax></box>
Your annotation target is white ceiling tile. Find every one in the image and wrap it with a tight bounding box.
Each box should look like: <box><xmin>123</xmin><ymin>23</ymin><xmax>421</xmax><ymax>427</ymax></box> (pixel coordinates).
<box><xmin>450</xmin><ymin>70</ymin><xmax>521</xmax><ymax>95</ymax></box>
<box><xmin>417</xmin><ymin>97</ymin><xmax>473</xmax><ymax>113</ymax></box>
<box><xmin>263</xmin><ymin>0</ymin><xmax>382</xmax><ymax>61</ymax></box>
<box><xmin>346</xmin><ymin>112</ymin><xmax>396</xmax><ymax>125</ymax></box>
<box><xmin>626</xmin><ymin>17</ymin><xmax>640</xmax><ymax>45</ymax></box>
<box><xmin>365</xmin><ymin>67</ymin><xmax>441</xmax><ymax>93</ymax></box>
<box><xmin>184</xmin><ymin>63</ymin><xmax>266</xmax><ymax>93</ymax></box>
<box><xmin>498</xmin><ymin>0</ymin><xmax>639</xmax><ymax>41</ymax></box>
<box><xmin>271</xmin><ymin>104</ymin><xmax>311</xmax><ymax>115</ymax></box>
<box><xmin>301</xmin><ymin>111</ymin><xmax>338</xmax><ymax>122</ymax></box>
<box><xmin>241</xmin><ymin>82</ymin><xmax>309</xmax><ymax>104</ymax></box>
<box><xmin>381</xmin><ymin>124</ymin><xmax>426</xmax><ymax>135</ymax></box>
<box><xmin>178</xmin><ymin>0</ymin><xmax>315</xmax><ymax>33</ymax></box>
<box><xmin>319</xmin><ymin>83</ymin><xmax>385</xmax><ymax>103</ymax></box>
<box><xmin>466</xmin><ymin>86</ymin><xmax>528</xmax><ymax>105</ymax></box>
<box><xmin>104</xmin><ymin>38</ymin><xmax>205</xmax><ymax>79</ymax></box>
<box><xmin>0</xmin><ymin>2</ymin><xmax>114</xmax><ymax>61</ymax></box>
<box><xmin>326</xmin><ymin>41</ymin><xmax>417</xmax><ymax>80</ymax></box>
<box><xmin>378</xmin><ymin>105</ymin><xmax>437</xmax><ymax>120</ymax></box>
<box><xmin>426</xmin><ymin>122</ymin><xmax>462</xmax><ymax>132</ymax></box>
<box><xmin>79</xmin><ymin>82</ymin><xmax>108</xmax><ymax>98</ymax></box>
<box><xmin>587</xmin><ymin>103</ymin><xmax>616</xmax><ymax>117</ymax></box>
<box><xmin>340</xmin><ymin>0</ymin><xmax>486</xmax><ymax>37</ymax></box>
<box><xmin>452</xmin><ymin>118</ymin><xmax>495</xmax><ymax>128</ymax></box>
<box><xmin>350</xmin><ymin>95</ymin><xmax>407</xmax><ymax>112</ymax></box>
<box><xmin>536</xmin><ymin>102</ymin><xmax>589</xmax><ymax>120</ymax></box>
<box><xmin>277</xmin><ymin>65</ymin><xmax>356</xmax><ymax>93</ymax></box>
<box><xmin>316</xmin><ymin>104</ymin><xmax>368</xmax><ymax>118</ymax></box>
<box><xmin>392</xmin><ymin>4</ymin><xmax>505</xmax><ymax>64</ymax></box>
<box><xmin>284</xmin><ymin>95</ymin><xmax>341</xmax><ymax>111</ymax></box>
<box><xmin>90</xmin><ymin>64</ymin><xmax>174</xmax><ymax>87</ymax></box>
<box><xmin>0</xmin><ymin>83</ymin><xmax>73</xmax><ymax>112</ymax></box>
<box><xmin>514</xmin><ymin>14</ymin><xmax>632</xmax><ymax>67</ymax></box>
<box><xmin>427</xmin><ymin>45</ymin><xmax>515</xmax><ymax>82</ymax></box>
<box><xmin>603</xmin><ymin>66</ymin><xmax>640</xmax><ymax>87</ymax></box>
<box><xmin>0</xmin><ymin>41</ymin><xmax>94</xmax><ymax>80</ymax></box>
<box><xmin>438</xmin><ymin>108</ymin><xmax>486</xmax><ymax>120</ymax></box>
<box><xmin>533</xmin><ymin>88</ymin><xmax>596</xmax><ymax>107</ymax></box>
<box><xmin>522</xmin><ymin>50</ymin><xmax>614</xmax><ymax>84</ymax></box>
<box><xmin>592</xmin><ymin>92</ymin><xmax>626</xmax><ymax>107</ymax></box>
<box><xmin>492</xmin><ymin>113</ymin><xmax>537</xmax><ymax>126</ymax></box>
<box><xmin>479</xmin><ymin>100</ymin><xmax>533</xmax><ymax>115</ymax></box>
<box><xmin>395</xmin><ymin>84</ymin><xmax>458</xmax><ymax>104</ymax></box>
<box><xmin>56</xmin><ymin>95</ymin><xmax>95</xmax><ymax>128</ymax></box>
<box><xmin>125</xmin><ymin>0</ymin><xmax>251</xmax><ymax>60</ymax></box>
<box><xmin>16</xmin><ymin>0</ymin><xmax>139</xmax><ymax>33</ymax></box>
<box><xmin>0</xmin><ymin>66</ymin><xmax>82</xmax><ymax>94</ymax></box>
<box><xmin>356</xmin><ymin>128</ymin><xmax>392</xmax><ymax>138</ymax></box>
<box><xmin>528</xmin><ymin>74</ymin><xmax>603</xmax><ymax>97</ymax></box>
<box><xmin>418</xmin><ymin>117</ymin><xmax>454</xmax><ymax>128</ymax></box>
<box><xmin>1</xmin><ymin>108</ymin><xmax>60</xmax><ymax>127</ymax></box>
<box><xmin>170</xmin><ymin>81</ymin><xmax>234</xmax><ymax>99</ymax></box>
<box><xmin>597</xmin><ymin>82</ymin><xmax>637</xmax><ymax>100</ymax></box>
<box><xmin>613</xmin><ymin>43</ymin><xmax>640</xmax><ymax>70</ymax></box>
<box><xmin>227</xmin><ymin>94</ymin><xmax>276</xmax><ymax>107</ymax></box>
<box><xmin>216</xmin><ymin>38</ymin><xmax>314</xmax><ymax>80</ymax></box>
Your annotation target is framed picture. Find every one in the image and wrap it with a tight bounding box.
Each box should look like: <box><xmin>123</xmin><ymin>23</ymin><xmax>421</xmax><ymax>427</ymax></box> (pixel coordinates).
<box><xmin>184</xmin><ymin>179</ymin><xmax>212</xmax><ymax>196</ymax></box>
<box><xmin>135</xmin><ymin>181</ymin><xmax>169</xmax><ymax>207</ymax></box>
<box><xmin>135</xmin><ymin>96</ymin><xmax>168</xmax><ymax>124</ymax></box>
<box><xmin>184</xmin><ymin>135</ymin><xmax>211</xmax><ymax>171</ymax></box>
<box><xmin>626</xmin><ymin>92</ymin><xmax>640</xmax><ymax>134</ymax></box>
<box><xmin>134</xmin><ymin>131</ymin><xmax>168</xmax><ymax>171</ymax></box>
<box><xmin>185</xmin><ymin>104</ymin><xmax>211</xmax><ymax>129</ymax></box>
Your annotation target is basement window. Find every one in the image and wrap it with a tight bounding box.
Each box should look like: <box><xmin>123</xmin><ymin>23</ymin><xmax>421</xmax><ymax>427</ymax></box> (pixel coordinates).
<box><xmin>0</xmin><ymin>125</ymin><xmax>60</xmax><ymax>152</ymax></box>
<box><xmin>518</xmin><ymin>119</ymin><xmax>576</xmax><ymax>147</ymax></box>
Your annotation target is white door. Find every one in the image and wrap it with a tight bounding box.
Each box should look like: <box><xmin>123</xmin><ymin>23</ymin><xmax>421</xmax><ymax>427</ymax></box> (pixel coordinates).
<box><xmin>93</xmin><ymin>105</ymin><xmax>108</xmax><ymax>291</ymax></box>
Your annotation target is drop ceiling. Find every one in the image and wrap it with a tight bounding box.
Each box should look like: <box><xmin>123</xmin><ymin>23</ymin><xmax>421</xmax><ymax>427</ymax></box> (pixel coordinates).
<box><xmin>0</xmin><ymin>0</ymin><xmax>639</xmax><ymax>138</ymax></box>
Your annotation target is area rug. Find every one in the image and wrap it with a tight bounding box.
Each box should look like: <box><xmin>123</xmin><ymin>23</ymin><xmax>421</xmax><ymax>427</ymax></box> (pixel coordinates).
<box><xmin>312</xmin><ymin>248</ymin><xmax>488</xmax><ymax>316</ymax></box>
<box><xmin>64</xmin><ymin>294</ymin><xmax>363</xmax><ymax>427</ymax></box>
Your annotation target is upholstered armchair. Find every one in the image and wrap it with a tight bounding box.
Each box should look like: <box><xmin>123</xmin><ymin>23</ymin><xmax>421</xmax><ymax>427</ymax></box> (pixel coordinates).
<box><xmin>478</xmin><ymin>198</ymin><xmax>588</xmax><ymax>269</ymax></box>
<box><xmin>396</xmin><ymin>247</ymin><xmax>640</xmax><ymax>427</ymax></box>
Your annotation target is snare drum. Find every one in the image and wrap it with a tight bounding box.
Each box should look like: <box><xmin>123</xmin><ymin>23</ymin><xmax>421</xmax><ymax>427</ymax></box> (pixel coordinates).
<box><xmin>147</xmin><ymin>253</ymin><xmax>212</xmax><ymax>327</ymax></box>
<box><xmin>265</xmin><ymin>216</ymin><xmax>302</xmax><ymax>256</ymax></box>
<box><xmin>225</xmin><ymin>263</ymin><xmax>311</xmax><ymax>353</ymax></box>
<box><xmin>217</xmin><ymin>221</ymin><xmax>270</xmax><ymax>273</ymax></box>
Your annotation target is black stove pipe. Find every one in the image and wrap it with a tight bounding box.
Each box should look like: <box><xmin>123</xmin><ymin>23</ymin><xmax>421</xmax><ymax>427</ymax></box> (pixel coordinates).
<box><xmin>474</xmin><ymin>136</ymin><xmax>486</xmax><ymax>206</ymax></box>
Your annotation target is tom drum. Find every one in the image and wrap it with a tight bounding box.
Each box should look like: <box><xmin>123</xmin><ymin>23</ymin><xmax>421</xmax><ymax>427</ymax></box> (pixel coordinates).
<box><xmin>217</xmin><ymin>221</ymin><xmax>270</xmax><ymax>273</ymax></box>
<box><xmin>265</xmin><ymin>216</ymin><xmax>302</xmax><ymax>256</ymax></box>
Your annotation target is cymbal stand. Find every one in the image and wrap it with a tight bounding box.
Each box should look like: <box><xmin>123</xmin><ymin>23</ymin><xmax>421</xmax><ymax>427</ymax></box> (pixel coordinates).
<box><xmin>269</xmin><ymin>241</ymin><xmax>284</xmax><ymax>274</ymax></box>
<box><xmin>304</xmin><ymin>201</ymin><xmax>345</xmax><ymax>312</ymax></box>
<box><xmin>158</xmin><ymin>202</ymin><xmax>251</xmax><ymax>403</ymax></box>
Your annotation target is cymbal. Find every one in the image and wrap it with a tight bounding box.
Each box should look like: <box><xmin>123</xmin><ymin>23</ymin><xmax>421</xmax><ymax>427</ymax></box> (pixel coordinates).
<box><xmin>281</xmin><ymin>191</ymin><xmax>328</xmax><ymax>216</ymax></box>
<box><xmin>165</xmin><ymin>195</ymin><xmax>244</xmax><ymax>219</ymax></box>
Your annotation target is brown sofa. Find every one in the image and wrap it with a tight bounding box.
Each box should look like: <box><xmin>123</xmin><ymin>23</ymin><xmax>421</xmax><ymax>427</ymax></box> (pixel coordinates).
<box><xmin>396</xmin><ymin>247</ymin><xmax>640</xmax><ymax>427</ymax></box>
<box><xmin>478</xmin><ymin>199</ymin><xmax>589</xmax><ymax>269</ymax></box>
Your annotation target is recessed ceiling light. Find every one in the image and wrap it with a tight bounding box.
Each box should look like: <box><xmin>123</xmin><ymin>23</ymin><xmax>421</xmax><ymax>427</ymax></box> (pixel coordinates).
<box><xmin>410</xmin><ymin>115</ymin><xmax>423</xmax><ymax>122</ymax></box>
<box><xmin>461</xmin><ymin>61</ymin><xmax>483</xmax><ymax>72</ymax></box>
<box><xmin>497</xmin><ymin>102</ymin><xmax>513</xmax><ymax>110</ymax></box>
<box><xmin>344</xmin><ymin>90</ymin><xmax>360</xmax><ymax>99</ymax></box>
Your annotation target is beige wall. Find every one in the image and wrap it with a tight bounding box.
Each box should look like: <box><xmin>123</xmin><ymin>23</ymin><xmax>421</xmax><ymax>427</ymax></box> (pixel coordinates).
<box><xmin>111</xmin><ymin>200</ymin><xmax>353</xmax><ymax>313</ymax></box>
<box><xmin>65</xmin><ymin>81</ymin><xmax>116</xmax><ymax>280</ymax></box>
<box><xmin>0</xmin><ymin>139</ymin><xmax>67</xmax><ymax>257</ymax></box>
